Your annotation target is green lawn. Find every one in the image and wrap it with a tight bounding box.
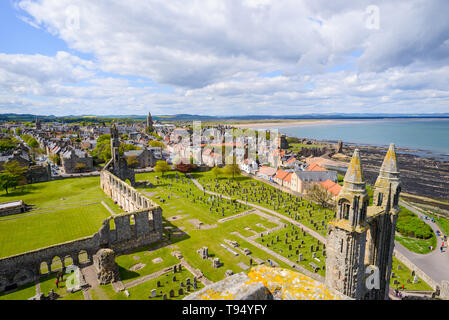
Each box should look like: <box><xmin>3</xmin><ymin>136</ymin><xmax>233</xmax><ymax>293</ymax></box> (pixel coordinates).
<box><xmin>255</xmin><ymin>223</ymin><xmax>326</xmax><ymax>277</ymax></box>
<box><xmin>394</xmin><ymin>206</ymin><xmax>437</xmax><ymax>254</ymax></box>
<box><xmin>191</xmin><ymin>171</ymin><xmax>334</xmax><ymax>237</ymax></box>
<box><xmin>390</xmin><ymin>256</ymin><xmax>433</xmax><ymax>291</ymax></box>
<box><xmin>0</xmin><ymin>177</ymin><xmax>113</xmax><ymax>258</ymax></box>
<box><xmin>0</xmin><ymin>282</ymin><xmax>36</xmax><ymax>300</ymax></box>
<box><xmin>127</xmin><ymin>268</ymin><xmax>204</xmax><ymax>300</ymax></box>
<box><xmin>395</xmin><ymin>233</ymin><xmax>436</xmax><ymax>254</ymax></box>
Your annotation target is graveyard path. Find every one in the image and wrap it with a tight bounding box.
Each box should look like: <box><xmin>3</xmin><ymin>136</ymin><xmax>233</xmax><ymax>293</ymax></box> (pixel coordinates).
<box><xmin>394</xmin><ymin>201</ymin><xmax>449</xmax><ymax>284</ymax></box>
<box><xmin>188</xmin><ymin>175</ymin><xmax>326</xmax><ymax>243</ymax></box>
<box><xmin>101</xmin><ymin>200</ymin><xmax>118</xmax><ymax>217</ymax></box>
<box><xmin>124</xmin><ymin>265</ymin><xmax>175</xmax><ymax>289</ymax></box>
<box><xmin>232</xmin><ymin>231</ymin><xmax>324</xmax><ymax>283</ymax></box>
<box><xmin>180</xmin><ymin>259</ymin><xmax>213</xmax><ymax>286</ymax></box>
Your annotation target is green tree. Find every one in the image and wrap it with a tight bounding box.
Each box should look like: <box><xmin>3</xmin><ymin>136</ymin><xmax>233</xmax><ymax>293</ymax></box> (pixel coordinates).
<box><xmin>74</xmin><ymin>162</ymin><xmax>87</xmax><ymax>173</ymax></box>
<box><xmin>211</xmin><ymin>166</ymin><xmax>222</xmax><ymax>179</ymax></box>
<box><xmin>0</xmin><ymin>173</ymin><xmax>17</xmax><ymax>194</ymax></box>
<box><xmin>224</xmin><ymin>163</ymin><xmax>240</xmax><ymax>180</ymax></box>
<box><xmin>154</xmin><ymin>160</ymin><xmax>171</xmax><ymax>177</ymax></box>
<box><xmin>149</xmin><ymin>140</ymin><xmax>165</xmax><ymax>148</ymax></box>
<box><xmin>3</xmin><ymin>160</ymin><xmax>27</xmax><ymax>180</ymax></box>
<box><xmin>50</xmin><ymin>153</ymin><xmax>60</xmax><ymax>165</ymax></box>
<box><xmin>126</xmin><ymin>155</ymin><xmax>139</xmax><ymax>168</ymax></box>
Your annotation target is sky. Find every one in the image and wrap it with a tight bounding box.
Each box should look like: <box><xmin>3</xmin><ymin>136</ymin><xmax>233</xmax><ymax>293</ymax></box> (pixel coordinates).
<box><xmin>0</xmin><ymin>0</ymin><xmax>448</xmax><ymax>116</ymax></box>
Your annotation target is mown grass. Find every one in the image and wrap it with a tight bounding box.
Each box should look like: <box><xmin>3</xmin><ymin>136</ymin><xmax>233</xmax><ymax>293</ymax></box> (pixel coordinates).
<box><xmin>390</xmin><ymin>256</ymin><xmax>433</xmax><ymax>291</ymax></box>
<box><xmin>0</xmin><ymin>177</ymin><xmax>113</xmax><ymax>258</ymax></box>
<box><xmin>191</xmin><ymin>171</ymin><xmax>334</xmax><ymax>237</ymax></box>
<box><xmin>395</xmin><ymin>233</ymin><xmax>436</xmax><ymax>254</ymax></box>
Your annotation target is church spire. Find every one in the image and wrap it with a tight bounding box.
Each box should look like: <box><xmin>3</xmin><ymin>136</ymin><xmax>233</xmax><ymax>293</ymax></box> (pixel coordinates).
<box><xmin>343</xmin><ymin>149</ymin><xmax>366</xmax><ymax>192</ymax></box>
<box><xmin>379</xmin><ymin>143</ymin><xmax>399</xmax><ymax>176</ymax></box>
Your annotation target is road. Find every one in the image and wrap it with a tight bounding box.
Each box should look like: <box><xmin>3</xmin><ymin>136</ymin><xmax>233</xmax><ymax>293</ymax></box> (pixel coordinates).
<box><xmin>395</xmin><ymin>201</ymin><xmax>449</xmax><ymax>284</ymax></box>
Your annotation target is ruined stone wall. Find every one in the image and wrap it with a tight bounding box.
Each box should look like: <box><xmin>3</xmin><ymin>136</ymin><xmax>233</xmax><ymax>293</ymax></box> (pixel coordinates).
<box><xmin>25</xmin><ymin>164</ymin><xmax>51</xmax><ymax>184</ymax></box>
<box><xmin>0</xmin><ymin>170</ymin><xmax>163</xmax><ymax>292</ymax></box>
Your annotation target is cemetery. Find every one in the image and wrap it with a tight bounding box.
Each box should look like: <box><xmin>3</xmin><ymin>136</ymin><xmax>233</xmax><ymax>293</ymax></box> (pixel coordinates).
<box><xmin>254</xmin><ymin>223</ymin><xmax>326</xmax><ymax>277</ymax></box>
<box><xmin>0</xmin><ymin>167</ymin><xmax>435</xmax><ymax>300</ymax></box>
<box><xmin>191</xmin><ymin>171</ymin><xmax>335</xmax><ymax>237</ymax></box>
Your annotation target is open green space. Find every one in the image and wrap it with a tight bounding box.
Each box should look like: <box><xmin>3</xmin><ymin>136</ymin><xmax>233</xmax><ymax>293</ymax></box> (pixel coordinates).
<box><xmin>191</xmin><ymin>171</ymin><xmax>334</xmax><ymax>237</ymax></box>
<box><xmin>288</xmin><ymin>142</ymin><xmax>324</xmax><ymax>152</ymax></box>
<box><xmin>127</xmin><ymin>268</ymin><xmax>204</xmax><ymax>300</ymax></box>
<box><xmin>390</xmin><ymin>256</ymin><xmax>433</xmax><ymax>292</ymax></box>
<box><xmin>255</xmin><ymin>223</ymin><xmax>326</xmax><ymax>277</ymax></box>
<box><xmin>0</xmin><ymin>282</ymin><xmax>36</xmax><ymax>300</ymax></box>
<box><xmin>394</xmin><ymin>206</ymin><xmax>436</xmax><ymax>254</ymax></box>
<box><xmin>0</xmin><ymin>177</ymin><xmax>113</xmax><ymax>258</ymax></box>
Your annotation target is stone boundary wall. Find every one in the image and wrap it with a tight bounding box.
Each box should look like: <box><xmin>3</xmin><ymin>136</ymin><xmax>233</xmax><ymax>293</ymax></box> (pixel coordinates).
<box><xmin>393</xmin><ymin>249</ymin><xmax>439</xmax><ymax>290</ymax></box>
<box><xmin>0</xmin><ymin>170</ymin><xmax>163</xmax><ymax>292</ymax></box>
<box><xmin>0</xmin><ymin>200</ymin><xmax>26</xmax><ymax>218</ymax></box>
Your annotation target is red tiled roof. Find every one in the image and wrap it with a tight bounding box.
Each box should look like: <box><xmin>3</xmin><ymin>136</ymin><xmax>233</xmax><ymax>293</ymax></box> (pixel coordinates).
<box><xmin>287</xmin><ymin>157</ymin><xmax>296</xmax><ymax>164</ymax></box>
<box><xmin>320</xmin><ymin>179</ymin><xmax>342</xmax><ymax>196</ymax></box>
<box><xmin>307</xmin><ymin>162</ymin><xmax>326</xmax><ymax>172</ymax></box>
<box><xmin>283</xmin><ymin>172</ymin><xmax>292</xmax><ymax>182</ymax></box>
<box><xmin>275</xmin><ymin>170</ymin><xmax>290</xmax><ymax>180</ymax></box>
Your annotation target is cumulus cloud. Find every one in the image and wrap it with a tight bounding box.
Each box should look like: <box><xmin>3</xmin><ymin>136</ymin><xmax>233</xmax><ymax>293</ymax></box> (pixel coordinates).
<box><xmin>0</xmin><ymin>0</ymin><xmax>447</xmax><ymax>115</ymax></box>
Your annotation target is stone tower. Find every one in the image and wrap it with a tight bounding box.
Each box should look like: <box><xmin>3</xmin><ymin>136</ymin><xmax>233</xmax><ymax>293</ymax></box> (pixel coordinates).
<box><xmin>364</xmin><ymin>143</ymin><xmax>401</xmax><ymax>299</ymax></box>
<box><xmin>146</xmin><ymin>111</ymin><xmax>153</xmax><ymax>132</ymax></box>
<box><xmin>325</xmin><ymin>149</ymin><xmax>369</xmax><ymax>299</ymax></box>
<box><xmin>111</xmin><ymin>123</ymin><xmax>121</xmax><ymax>170</ymax></box>
<box><xmin>35</xmin><ymin>116</ymin><xmax>41</xmax><ymax>130</ymax></box>
<box><xmin>106</xmin><ymin>123</ymin><xmax>135</xmax><ymax>186</ymax></box>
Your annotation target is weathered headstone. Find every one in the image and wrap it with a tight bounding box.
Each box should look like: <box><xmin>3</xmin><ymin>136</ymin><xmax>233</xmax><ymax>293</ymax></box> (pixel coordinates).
<box><xmin>150</xmin><ymin>289</ymin><xmax>156</xmax><ymax>298</ymax></box>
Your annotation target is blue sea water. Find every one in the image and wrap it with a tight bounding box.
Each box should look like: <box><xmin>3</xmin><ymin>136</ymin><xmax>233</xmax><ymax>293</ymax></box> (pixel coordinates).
<box><xmin>271</xmin><ymin>119</ymin><xmax>449</xmax><ymax>157</ymax></box>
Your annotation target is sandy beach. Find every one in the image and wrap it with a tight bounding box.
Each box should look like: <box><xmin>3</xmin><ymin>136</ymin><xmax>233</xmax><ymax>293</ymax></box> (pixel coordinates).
<box><xmin>231</xmin><ymin>119</ymin><xmax>368</xmax><ymax>129</ymax></box>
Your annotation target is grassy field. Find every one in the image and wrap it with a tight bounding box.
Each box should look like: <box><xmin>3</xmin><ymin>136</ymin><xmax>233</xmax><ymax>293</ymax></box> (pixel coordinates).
<box><xmin>394</xmin><ymin>206</ymin><xmax>436</xmax><ymax>254</ymax></box>
<box><xmin>191</xmin><ymin>171</ymin><xmax>334</xmax><ymax>237</ymax></box>
<box><xmin>255</xmin><ymin>223</ymin><xmax>326</xmax><ymax>277</ymax></box>
<box><xmin>390</xmin><ymin>256</ymin><xmax>433</xmax><ymax>292</ymax></box>
<box><xmin>127</xmin><ymin>268</ymin><xmax>204</xmax><ymax>300</ymax></box>
<box><xmin>0</xmin><ymin>177</ymin><xmax>113</xmax><ymax>258</ymax></box>
<box><xmin>0</xmin><ymin>169</ymin><xmax>435</xmax><ymax>300</ymax></box>
<box><xmin>395</xmin><ymin>233</ymin><xmax>436</xmax><ymax>254</ymax></box>
<box><xmin>288</xmin><ymin>142</ymin><xmax>324</xmax><ymax>152</ymax></box>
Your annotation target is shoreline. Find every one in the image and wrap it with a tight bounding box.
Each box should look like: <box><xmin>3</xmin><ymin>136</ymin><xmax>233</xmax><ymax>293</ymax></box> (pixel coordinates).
<box><xmin>230</xmin><ymin>117</ymin><xmax>449</xmax><ymax>129</ymax></box>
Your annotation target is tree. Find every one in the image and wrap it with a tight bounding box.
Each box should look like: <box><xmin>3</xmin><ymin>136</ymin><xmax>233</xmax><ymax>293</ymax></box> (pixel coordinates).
<box><xmin>3</xmin><ymin>160</ymin><xmax>26</xmax><ymax>182</ymax></box>
<box><xmin>211</xmin><ymin>166</ymin><xmax>222</xmax><ymax>179</ymax></box>
<box><xmin>0</xmin><ymin>173</ymin><xmax>17</xmax><ymax>194</ymax></box>
<box><xmin>154</xmin><ymin>160</ymin><xmax>171</xmax><ymax>176</ymax></box>
<box><xmin>149</xmin><ymin>140</ymin><xmax>165</xmax><ymax>148</ymax></box>
<box><xmin>126</xmin><ymin>155</ymin><xmax>139</xmax><ymax>168</ymax></box>
<box><xmin>307</xmin><ymin>184</ymin><xmax>334</xmax><ymax>209</ymax></box>
<box><xmin>74</xmin><ymin>162</ymin><xmax>87</xmax><ymax>173</ymax></box>
<box><xmin>49</xmin><ymin>153</ymin><xmax>60</xmax><ymax>165</ymax></box>
<box><xmin>175</xmin><ymin>162</ymin><xmax>196</xmax><ymax>173</ymax></box>
<box><xmin>224</xmin><ymin>163</ymin><xmax>240</xmax><ymax>180</ymax></box>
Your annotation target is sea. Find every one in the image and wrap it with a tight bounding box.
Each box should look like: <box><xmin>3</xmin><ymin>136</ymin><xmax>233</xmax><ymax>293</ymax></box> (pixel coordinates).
<box><xmin>266</xmin><ymin>118</ymin><xmax>449</xmax><ymax>159</ymax></box>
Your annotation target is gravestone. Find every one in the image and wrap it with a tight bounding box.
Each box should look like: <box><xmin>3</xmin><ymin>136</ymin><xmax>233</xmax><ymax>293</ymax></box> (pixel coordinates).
<box><xmin>298</xmin><ymin>253</ymin><xmax>303</xmax><ymax>261</ymax></box>
<box><xmin>157</xmin><ymin>281</ymin><xmax>161</xmax><ymax>287</ymax></box>
<box><xmin>172</xmin><ymin>275</ymin><xmax>176</xmax><ymax>282</ymax></box>
<box><xmin>179</xmin><ymin>288</ymin><xmax>184</xmax><ymax>295</ymax></box>
<box><xmin>162</xmin><ymin>293</ymin><xmax>167</xmax><ymax>300</ymax></box>
<box><xmin>150</xmin><ymin>289</ymin><xmax>156</xmax><ymax>298</ymax></box>
<box><xmin>169</xmin><ymin>290</ymin><xmax>174</xmax><ymax>298</ymax></box>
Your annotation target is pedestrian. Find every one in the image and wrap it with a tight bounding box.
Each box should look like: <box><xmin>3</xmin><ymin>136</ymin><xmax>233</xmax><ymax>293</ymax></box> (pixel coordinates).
<box><xmin>56</xmin><ymin>278</ymin><xmax>59</xmax><ymax>288</ymax></box>
<box><xmin>59</xmin><ymin>271</ymin><xmax>63</xmax><ymax>281</ymax></box>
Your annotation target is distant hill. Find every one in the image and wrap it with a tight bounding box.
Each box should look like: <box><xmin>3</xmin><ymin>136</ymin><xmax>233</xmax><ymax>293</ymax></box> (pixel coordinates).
<box><xmin>1</xmin><ymin>112</ymin><xmax>448</xmax><ymax>122</ymax></box>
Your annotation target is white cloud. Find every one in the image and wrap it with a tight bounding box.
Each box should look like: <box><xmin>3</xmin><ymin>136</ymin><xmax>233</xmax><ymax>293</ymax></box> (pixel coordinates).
<box><xmin>0</xmin><ymin>0</ymin><xmax>447</xmax><ymax>115</ymax></box>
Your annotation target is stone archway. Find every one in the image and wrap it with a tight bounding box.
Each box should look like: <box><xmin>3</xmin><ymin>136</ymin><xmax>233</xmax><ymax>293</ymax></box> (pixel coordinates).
<box><xmin>40</xmin><ymin>261</ymin><xmax>49</xmax><ymax>275</ymax></box>
<box><xmin>50</xmin><ymin>256</ymin><xmax>63</xmax><ymax>272</ymax></box>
